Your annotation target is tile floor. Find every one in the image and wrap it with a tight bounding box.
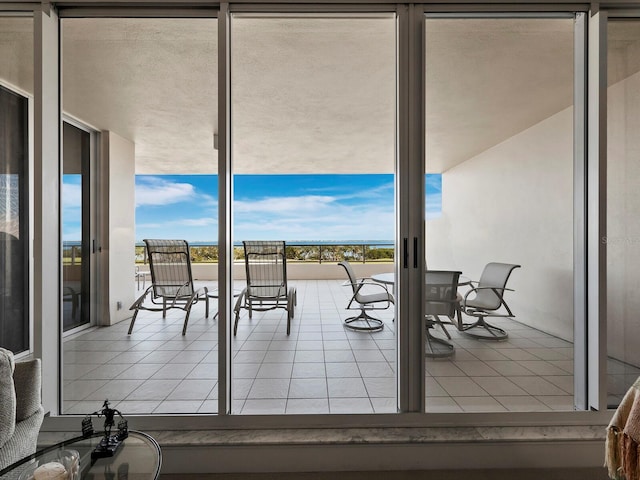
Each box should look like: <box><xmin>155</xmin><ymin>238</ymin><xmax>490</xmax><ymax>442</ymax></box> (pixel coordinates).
<box><xmin>63</xmin><ymin>279</ymin><xmax>585</xmax><ymax>415</ymax></box>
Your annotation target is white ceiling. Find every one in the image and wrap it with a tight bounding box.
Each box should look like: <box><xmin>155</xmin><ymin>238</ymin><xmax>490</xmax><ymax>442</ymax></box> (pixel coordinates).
<box><xmin>62</xmin><ymin>18</ymin><xmax>218</xmax><ymax>174</ymax></box>
<box><xmin>425</xmin><ymin>18</ymin><xmax>574</xmax><ymax>173</ymax></box>
<box><xmin>2</xmin><ymin>16</ymin><xmax>638</xmax><ymax>175</ymax></box>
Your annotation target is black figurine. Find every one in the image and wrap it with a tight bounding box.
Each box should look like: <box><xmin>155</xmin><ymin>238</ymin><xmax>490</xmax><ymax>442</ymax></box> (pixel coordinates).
<box><xmin>84</xmin><ymin>400</ymin><xmax>129</xmax><ymax>461</ymax></box>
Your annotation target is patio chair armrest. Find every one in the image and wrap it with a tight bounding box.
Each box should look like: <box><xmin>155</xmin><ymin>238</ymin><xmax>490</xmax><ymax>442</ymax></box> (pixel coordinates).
<box><xmin>342</xmin><ymin>279</ymin><xmax>391</xmax><ymax>293</ymax></box>
<box><xmin>361</xmin><ymin>280</ymin><xmax>391</xmax><ymax>291</ymax></box>
<box><xmin>194</xmin><ymin>286</ymin><xmax>208</xmax><ymax>297</ymax></box>
<box><xmin>175</xmin><ymin>281</ymin><xmax>192</xmax><ymax>297</ymax></box>
<box><xmin>129</xmin><ymin>286</ymin><xmax>152</xmax><ymax>310</ymax></box>
<box><xmin>233</xmin><ymin>288</ymin><xmax>247</xmax><ymax>313</ymax></box>
<box><xmin>462</xmin><ymin>285</ymin><xmax>513</xmax><ymax>302</ymax></box>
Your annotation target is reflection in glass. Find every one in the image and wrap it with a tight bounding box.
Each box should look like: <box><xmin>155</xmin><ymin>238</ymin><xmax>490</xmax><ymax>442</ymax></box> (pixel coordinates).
<box><xmin>0</xmin><ymin>16</ymin><xmax>33</xmax><ymax>354</ymax></box>
<box><xmin>0</xmin><ymin>87</ymin><xmax>29</xmax><ymax>353</ymax></box>
<box><xmin>63</xmin><ymin>122</ymin><xmax>90</xmax><ymax>331</ymax></box>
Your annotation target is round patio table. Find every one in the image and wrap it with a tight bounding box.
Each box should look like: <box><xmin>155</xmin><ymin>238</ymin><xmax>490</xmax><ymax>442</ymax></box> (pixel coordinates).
<box><xmin>0</xmin><ymin>431</ymin><xmax>161</xmax><ymax>480</ymax></box>
<box><xmin>371</xmin><ymin>272</ymin><xmax>471</xmax><ymax>288</ymax></box>
<box><xmin>371</xmin><ymin>272</ymin><xmax>471</xmax><ymax>358</ymax></box>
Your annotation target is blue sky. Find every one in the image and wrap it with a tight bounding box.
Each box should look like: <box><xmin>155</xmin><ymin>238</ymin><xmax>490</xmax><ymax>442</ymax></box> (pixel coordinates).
<box><xmin>63</xmin><ymin>174</ymin><xmax>442</xmax><ymax>242</ymax></box>
<box><xmin>62</xmin><ymin>174</ymin><xmax>82</xmax><ymax>241</ymax></box>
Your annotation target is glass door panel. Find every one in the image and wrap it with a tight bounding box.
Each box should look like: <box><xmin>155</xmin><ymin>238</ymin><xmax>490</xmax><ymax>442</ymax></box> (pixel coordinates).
<box><xmin>424</xmin><ymin>17</ymin><xmax>575</xmax><ymax>412</ymax></box>
<box><xmin>230</xmin><ymin>13</ymin><xmax>398</xmax><ymax>414</ymax></box>
<box><xmin>61</xmin><ymin>17</ymin><xmax>218</xmax><ymax>414</ymax></box>
<box><xmin>62</xmin><ymin>121</ymin><xmax>91</xmax><ymax>331</ymax></box>
<box><xmin>0</xmin><ymin>16</ymin><xmax>33</xmax><ymax>354</ymax></box>
<box><xmin>606</xmin><ymin>20</ymin><xmax>640</xmax><ymax>407</ymax></box>
<box><xmin>0</xmin><ymin>84</ymin><xmax>29</xmax><ymax>353</ymax></box>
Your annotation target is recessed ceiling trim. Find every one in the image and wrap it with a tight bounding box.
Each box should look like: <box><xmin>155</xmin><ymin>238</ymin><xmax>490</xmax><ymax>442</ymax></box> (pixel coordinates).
<box><xmin>424</xmin><ymin>3</ymin><xmax>589</xmax><ymax>14</ymax></box>
<box><xmin>607</xmin><ymin>9</ymin><xmax>640</xmax><ymax>18</ymax></box>
<box><xmin>0</xmin><ymin>6</ymin><xmax>37</xmax><ymax>13</ymax></box>
<box><xmin>232</xmin><ymin>11</ymin><xmax>395</xmax><ymax>18</ymax></box>
<box><xmin>426</xmin><ymin>11</ymin><xmax>577</xmax><ymax>18</ymax></box>
<box><xmin>230</xmin><ymin>4</ymin><xmax>398</xmax><ymax>14</ymax></box>
<box><xmin>58</xmin><ymin>6</ymin><xmax>219</xmax><ymax>17</ymax></box>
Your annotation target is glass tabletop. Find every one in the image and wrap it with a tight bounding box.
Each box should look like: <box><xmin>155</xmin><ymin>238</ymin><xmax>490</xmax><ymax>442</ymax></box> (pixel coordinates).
<box><xmin>0</xmin><ymin>431</ymin><xmax>161</xmax><ymax>480</ymax></box>
<box><xmin>371</xmin><ymin>272</ymin><xmax>472</xmax><ymax>286</ymax></box>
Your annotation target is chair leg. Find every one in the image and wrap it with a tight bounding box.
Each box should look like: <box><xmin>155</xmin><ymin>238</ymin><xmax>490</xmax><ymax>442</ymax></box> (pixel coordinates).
<box><xmin>286</xmin><ymin>288</ymin><xmax>296</xmax><ymax>336</ymax></box>
<box><xmin>182</xmin><ymin>310</ymin><xmax>191</xmax><ymax>336</ymax></box>
<box><xmin>461</xmin><ymin>316</ymin><xmax>508</xmax><ymax>340</ymax></box>
<box><xmin>128</xmin><ymin>309</ymin><xmax>139</xmax><ymax>334</ymax></box>
<box><xmin>344</xmin><ymin>310</ymin><xmax>384</xmax><ymax>332</ymax></box>
<box><xmin>425</xmin><ymin>315</ymin><xmax>455</xmax><ymax>358</ymax></box>
<box><xmin>233</xmin><ymin>311</ymin><xmax>240</xmax><ymax>336</ymax></box>
<box><xmin>427</xmin><ymin>315</ymin><xmax>452</xmax><ymax>340</ymax></box>
<box><xmin>425</xmin><ymin>331</ymin><xmax>455</xmax><ymax>358</ymax></box>
<box><xmin>232</xmin><ymin>290</ymin><xmax>246</xmax><ymax>336</ymax></box>
<box><xmin>71</xmin><ymin>294</ymin><xmax>78</xmax><ymax>320</ymax></box>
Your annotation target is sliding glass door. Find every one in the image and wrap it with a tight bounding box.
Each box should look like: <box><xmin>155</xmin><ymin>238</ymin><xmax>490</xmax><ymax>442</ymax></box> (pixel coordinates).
<box><xmin>424</xmin><ymin>15</ymin><xmax>576</xmax><ymax>412</ymax></box>
<box><xmin>61</xmin><ymin>16</ymin><xmax>218</xmax><ymax>414</ymax></box>
<box><xmin>62</xmin><ymin>120</ymin><xmax>92</xmax><ymax>332</ymax></box>
<box><xmin>0</xmin><ymin>85</ymin><xmax>29</xmax><ymax>353</ymax></box>
<box><xmin>606</xmin><ymin>19</ymin><xmax>640</xmax><ymax>408</ymax></box>
<box><xmin>230</xmin><ymin>12</ymin><xmax>398</xmax><ymax>414</ymax></box>
<box><xmin>0</xmin><ymin>16</ymin><xmax>32</xmax><ymax>354</ymax></box>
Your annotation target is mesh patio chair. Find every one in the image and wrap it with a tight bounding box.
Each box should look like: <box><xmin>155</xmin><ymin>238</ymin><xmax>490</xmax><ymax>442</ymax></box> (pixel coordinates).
<box><xmin>460</xmin><ymin>262</ymin><xmax>521</xmax><ymax>340</ymax></box>
<box><xmin>338</xmin><ymin>261</ymin><xmax>394</xmax><ymax>332</ymax></box>
<box><xmin>128</xmin><ymin>239</ymin><xmax>209</xmax><ymax>336</ymax></box>
<box><xmin>425</xmin><ymin>270</ymin><xmax>462</xmax><ymax>358</ymax></box>
<box><xmin>233</xmin><ymin>241</ymin><xmax>297</xmax><ymax>336</ymax></box>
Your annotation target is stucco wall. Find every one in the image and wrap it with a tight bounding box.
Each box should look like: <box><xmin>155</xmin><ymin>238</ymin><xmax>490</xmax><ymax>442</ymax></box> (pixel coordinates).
<box><xmin>607</xmin><ymin>71</ymin><xmax>640</xmax><ymax>366</ymax></box>
<box><xmin>103</xmin><ymin>131</ymin><xmax>136</xmax><ymax>325</ymax></box>
<box><xmin>188</xmin><ymin>262</ymin><xmax>394</xmax><ymax>281</ymax></box>
<box><xmin>427</xmin><ymin>107</ymin><xmax>574</xmax><ymax>341</ymax></box>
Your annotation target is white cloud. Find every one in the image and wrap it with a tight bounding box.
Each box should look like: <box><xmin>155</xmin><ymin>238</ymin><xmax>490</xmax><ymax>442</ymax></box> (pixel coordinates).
<box><xmin>234</xmin><ymin>199</ymin><xmax>394</xmax><ymax>241</ymax></box>
<box><xmin>199</xmin><ymin>194</ymin><xmax>218</xmax><ymax>207</ymax></box>
<box><xmin>234</xmin><ymin>195</ymin><xmax>336</xmax><ymax>214</ymax></box>
<box><xmin>181</xmin><ymin>217</ymin><xmax>216</xmax><ymax>227</ymax></box>
<box><xmin>336</xmin><ymin>182</ymin><xmax>395</xmax><ymax>202</ymax></box>
<box><xmin>62</xmin><ymin>183</ymin><xmax>82</xmax><ymax>208</ymax></box>
<box><xmin>136</xmin><ymin>177</ymin><xmax>197</xmax><ymax>207</ymax></box>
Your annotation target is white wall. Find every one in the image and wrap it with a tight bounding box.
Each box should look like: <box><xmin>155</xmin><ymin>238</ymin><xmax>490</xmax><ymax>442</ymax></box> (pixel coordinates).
<box><xmin>189</xmin><ymin>262</ymin><xmax>393</xmax><ymax>281</ymax></box>
<box><xmin>101</xmin><ymin>131</ymin><xmax>135</xmax><ymax>325</ymax></box>
<box><xmin>427</xmin><ymin>107</ymin><xmax>574</xmax><ymax>341</ymax></box>
<box><xmin>606</xmin><ymin>71</ymin><xmax>640</xmax><ymax>366</ymax></box>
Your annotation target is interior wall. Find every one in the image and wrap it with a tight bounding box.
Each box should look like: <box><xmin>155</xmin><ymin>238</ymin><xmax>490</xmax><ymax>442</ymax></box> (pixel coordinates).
<box><xmin>606</xmin><ymin>69</ymin><xmax>640</xmax><ymax>367</ymax></box>
<box><xmin>426</xmin><ymin>107</ymin><xmax>574</xmax><ymax>341</ymax></box>
<box><xmin>102</xmin><ymin>131</ymin><xmax>135</xmax><ymax>326</ymax></box>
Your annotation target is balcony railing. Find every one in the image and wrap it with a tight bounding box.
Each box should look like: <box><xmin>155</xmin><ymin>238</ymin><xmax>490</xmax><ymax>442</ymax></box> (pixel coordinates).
<box><xmin>135</xmin><ymin>242</ymin><xmax>394</xmax><ymax>265</ymax></box>
<box><xmin>62</xmin><ymin>241</ymin><xmax>82</xmax><ymax>266</ymax></box>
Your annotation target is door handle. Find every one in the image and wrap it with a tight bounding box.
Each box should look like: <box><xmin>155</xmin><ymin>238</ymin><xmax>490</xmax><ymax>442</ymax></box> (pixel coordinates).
<box><xmin>403</xmin><ymin>238</ymin><xmax>409</xmax><ymax>268</ymax></box>
<box><xmin>413</xmin><ymin>237</ymin><xmax>418</xmax><ymax>268</ymax></box>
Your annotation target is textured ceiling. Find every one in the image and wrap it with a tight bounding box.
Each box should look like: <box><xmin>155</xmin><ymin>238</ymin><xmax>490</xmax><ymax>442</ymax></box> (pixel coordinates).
<box><xmin>62</xmin><ymin>18</ymin><xmax>218</xmax><ymax>174</ymax></box>
<box><xmin>425</xmin><ymin>18</ymin><xmax>574</xmax><ymax>173</ymax></box>
<box><xmin>2</xmin><ymin>16</ymin><xmax>638</xmax><ymax>175</ymax></box>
